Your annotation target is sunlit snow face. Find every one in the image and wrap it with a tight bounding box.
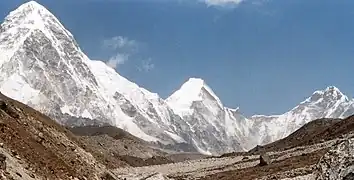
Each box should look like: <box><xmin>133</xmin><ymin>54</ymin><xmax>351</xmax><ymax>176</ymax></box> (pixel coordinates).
<box><xmin>310</xmin><ymin>91</ymin><xmax>324</xmax><ymax>102</ymax></box>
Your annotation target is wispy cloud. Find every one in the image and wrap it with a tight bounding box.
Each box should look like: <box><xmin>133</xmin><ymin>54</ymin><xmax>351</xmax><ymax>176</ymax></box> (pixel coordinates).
<box><xmin>103</xmin><ymin>36</ymin><xmax>139</xmax><ymax>51</ymax></box>
<box><xmin>199</xmin><ymin>0</ymin><xmax>270</xmax><ymax>8</ymax></box>
<box><xmin>138</xmin><ymin>58</ymin><xmax>155</xmax><ymax>72</ymax></box>
<box><xmin>102</xmin><ymin>36</ymin><xmax>154</xmax><ymax>72</ymax></box>
<box><xmin>102</xmin><ymin>36</ymin><xmax>139</xmax><ymax>69</ymax></box>
<box><xmin>201</xmin><ymin>0</ymin><xmax>244</xmax><ymax>7</ymax></box>
<box><xmin>106</xmin><ymin>53</ymin><xmax>129</xmax><ymax>69</ymax></box>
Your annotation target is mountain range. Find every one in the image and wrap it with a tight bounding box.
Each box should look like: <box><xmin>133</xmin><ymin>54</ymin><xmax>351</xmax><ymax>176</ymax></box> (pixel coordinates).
<box><xmin>0</xmin><ymin>1</ymin><xmax>354</xmax><ymax>155</ymax></box>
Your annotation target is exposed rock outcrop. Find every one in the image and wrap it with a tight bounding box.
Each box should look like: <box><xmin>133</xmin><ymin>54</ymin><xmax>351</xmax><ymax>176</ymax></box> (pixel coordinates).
<box><xmin>0</xmin><ymin>153</ymin><xmax>6</xmax><ymax>170</ymax></box>
<box><xmin>259</xmin><ymin>153</ymin><xmax>271</xmax><ymax>166</ymax></box>
<box><xmin>314</xmin><ymin>138</ymin><xmax>354</xmax><ymax>180</ymax></box>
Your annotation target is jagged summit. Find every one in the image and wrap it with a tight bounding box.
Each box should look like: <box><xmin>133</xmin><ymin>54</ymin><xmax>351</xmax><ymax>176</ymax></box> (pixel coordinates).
<box><xmin>166</xmin><ymin>77</ymin><xmax>224</xmax><ymax>116</ymax></box>
<box><xmin>322</xmin><ymin>86</ymin><xmax>348</xmax><ymax>101</ymax></box>
<box><xmin>0</xmin><ymin>0</ymin><xmax>95</xmax><ymax>101</ymax></box>
<box><xmin>3</xmin><ymin>0</ymin><xmax>64</xmax><ymax>33</ymax></box>
<box><xmin>11</xmin><ymin>1</ymin><xmax>44</xmax><ymax>12</ymax></box>
<box><xmin>0</xmin><ymin>0</ymin><xmax>80</xmax><ymax>65</ymax></box>
<box><xmin>304</xmin><ymin>86</ymin><xmax>349</xmax><ymax>104</ymax></box>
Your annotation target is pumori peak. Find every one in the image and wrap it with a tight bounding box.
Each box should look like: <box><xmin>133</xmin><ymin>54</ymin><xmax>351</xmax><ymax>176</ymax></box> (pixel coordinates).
<box><xmin>3</xmin><ymin>0</ymin><xmax>62</xmax><ymax>29</ymax></box>
<box><xmin>0</xmin><ymin>0</ymin><xmax>172</xmax><ymax>143</ymax></box>
<box><xmin>0</xmin><ymin>0</ymin><xmax>77</xmax><ymax>61</ymax></box>
<box><xmin>166</xmin><ymin>78</ymin><xmax>224</xmax><ymax>116</ymax></box>
<box><xmin>11</xmin><ymin>1</ymin><xmax>45</xmax><ymax>12</ymax></box>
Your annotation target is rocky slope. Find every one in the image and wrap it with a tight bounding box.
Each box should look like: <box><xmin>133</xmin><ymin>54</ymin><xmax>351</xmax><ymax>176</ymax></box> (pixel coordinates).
<box><xmin>68</xmin><ymin>125</ymin><xmax>179</xmax><ymax>168</ymax></box>
<box><xmin>0</xmin><ymin>91</ymin><xmax>109</xmax><ymax>179</ymax></box>
<box><xmin>314</xmin><ymin>138</ymin><xmax>354</xmax><ymax>180</ymax></box>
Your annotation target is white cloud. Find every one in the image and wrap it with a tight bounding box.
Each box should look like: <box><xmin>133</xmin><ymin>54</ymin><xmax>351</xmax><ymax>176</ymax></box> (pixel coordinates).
<box><xmin>103</xmin><ymin>36</ymin><xmax>138</xmax><ymax>50</ymax></box>
<box><xmin>201</xmin><ymin>0</ymin><xmax>244</xmax><ymax>7</ymax></box>
<box><xmin>102</xmin><ymin>36</ymin><xmax>154</xmax><ymax>71</ymax></box>
<box><xmin>106</xmin><ymin>53</ymin><xmax>129</xmax><ymax>69</ymax></box>
<box><xmin>102</xmin><ymin>36</ymin><xmax>140</xmax><ymax>69</ymax></box>
<box><xmin>138</xmin><ymin>58</ymin><xmax>155</xmax><ymax>72</ymax></box>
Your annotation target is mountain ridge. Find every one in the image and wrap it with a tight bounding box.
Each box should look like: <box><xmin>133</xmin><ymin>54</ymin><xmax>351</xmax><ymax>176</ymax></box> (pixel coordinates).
<box><xmin>1</xmin><ymin>1</ymin><xmax>354</xmax><ymax>156</ymax></box>
<box><xmin>167</xmin><ymin>77</ymin><xmax>354</xmax><ymax>151</ymax></box>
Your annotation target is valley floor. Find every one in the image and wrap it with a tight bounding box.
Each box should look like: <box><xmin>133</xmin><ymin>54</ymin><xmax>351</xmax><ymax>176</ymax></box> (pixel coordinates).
<box><xmin>111</xmin><ymin>135</ymin><xmax>351</xmax><ymax>180</ymax></box>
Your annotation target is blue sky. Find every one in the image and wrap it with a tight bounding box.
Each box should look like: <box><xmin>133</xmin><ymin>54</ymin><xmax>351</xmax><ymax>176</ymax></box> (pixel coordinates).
<box><xmin>1</xmin><ymin>0</ymin><xmax>353</xmax><ymax>116</ymax></box>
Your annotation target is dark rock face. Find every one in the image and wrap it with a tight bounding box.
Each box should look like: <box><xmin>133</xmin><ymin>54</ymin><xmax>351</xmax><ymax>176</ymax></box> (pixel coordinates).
<box><xmin>314</xmin><ymin>138</ymin><xmax>354</xmax><ymax>180</ymax></box>
<box><xmin>259</xmin><ymin>153</ymin><xmax>271</xmax><ymax>166</ymax></box>
<box><xmin>343</xmin><ymin>172</ymin><xmax>354</xmax><ymax>180</ymax></box>
<box><xmin>0</xmin><ymin>153</ymin><xmax>6</xmax><ymax>170</ymax></box>
<box><xmin>0</xmin><ymin>100</ymin><xmax>20</xmax><ymax>119</ymax></box>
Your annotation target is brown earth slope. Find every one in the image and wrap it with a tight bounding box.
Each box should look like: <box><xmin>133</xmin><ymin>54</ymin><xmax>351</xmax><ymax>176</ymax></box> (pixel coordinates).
<box><xmin>0</xmin><ymin>92</ymin><xmax>110</xmax><ymax>179</ymax></box>
<box><xmin>69</xmin><ymin>126</ymin><xmax>207</xmax><ymax>166</ymax></box>
<box><xmin>308</xmin><ymin>115</ymin><xmax>354</xmax><ymax>142</ymax></box>
<box><xmin>69</xmin><ymin>126</ymin><xmax>144</xmax><ymax>142</ymax></box>
<box><xmin>69</xmin><ymin>126</ymin><xmax>175</xmax><ymax>168</ymax></box>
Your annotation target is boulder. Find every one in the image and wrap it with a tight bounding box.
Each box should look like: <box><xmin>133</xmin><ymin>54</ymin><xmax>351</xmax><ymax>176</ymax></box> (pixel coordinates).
<box><xmin>314</xmin><ymin>138</ymin><xmax>354</xmax><ymax>180</ymax></box>
<box><xmin>0</xmin><ymin>153</ymin><xmax>6</xmax><ymax>170</ymax></box>
<box><xmin>0</xmin><ymin>101</ymin><xmax>19</xmax><ymax>119</ymax></box>
<box><xmin>259</xmin><ymin>153</ymin><xmax>271</xmax><ymax>166</ymax></box>
<box><xmin>0</xmin><ymin>101</ymin><xmax>7</xmax><ymax>110</ymax></box>
<box><xmin>242</xmin><ymin>156</ymin><xmax>249</xmax><ymax>160</ymax></box>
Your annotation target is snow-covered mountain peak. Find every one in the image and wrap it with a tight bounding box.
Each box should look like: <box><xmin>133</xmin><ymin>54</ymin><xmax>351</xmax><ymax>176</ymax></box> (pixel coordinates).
<box><xmin>250</xmin><ymin>86</ymin><xmax>354</xmax><ymax>148</ymax></box>
<box><xmin>11</xmin><ymin>1</ymin><xmax>45</xmax><ymax>12</ymax></box>
<box><xmin>0</xmin><ymin>1</ymin><xmax>184</xmax><ymax>145</ymax></box>
<box><xmin>323</xmin><ymin>86</ymin><xmax>347</xmax><ymax>100</ymax></box>
<box><xmin>166</xmin><ymin>77</ymin><xmax>224</xmax><ymax>116</ymax></box>
<box><xmin>304</xmin><ymin>86</ymin><xmax>349</xmax><ymax>104</ymax></box>
<box><xmin>0</xmin><ymin>0</ymin><xmax>78</xmax><ymax>63</ymax></box>
<box><xmin>166</xmin><ymin>77</ymin><xmax>253</xmax><ymax>154</ymax></box>
<box><xmin>3</xmin><ymin>0</ymin><xmax>62</xmax><ymax>31</ymax></box>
